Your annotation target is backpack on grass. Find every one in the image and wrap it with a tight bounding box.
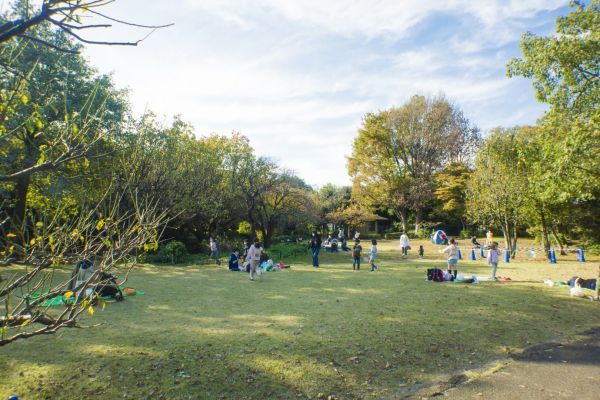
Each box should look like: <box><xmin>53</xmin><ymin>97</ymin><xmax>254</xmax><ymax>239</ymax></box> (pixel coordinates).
<box><xmin>427</xmin><ymin>268</ymin><xmax>444</xmax><ymax>282</ymax></box>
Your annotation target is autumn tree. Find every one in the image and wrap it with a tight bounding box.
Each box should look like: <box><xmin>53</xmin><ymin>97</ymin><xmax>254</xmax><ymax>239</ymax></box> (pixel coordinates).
<box><xmin>434</xmin><ymin>162</ymin><xmax>472</xmax><ymax>233</ymax></box>
<box><xmin>349</xmin><ymin>95</ymin><xmax>479</xmax><ymax>233</ymax></box>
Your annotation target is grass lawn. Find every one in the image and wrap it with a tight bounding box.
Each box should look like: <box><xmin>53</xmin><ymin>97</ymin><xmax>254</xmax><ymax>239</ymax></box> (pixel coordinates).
<box><xmin>1</xmin><ymin>239</ymin><xmax>599</xmax><ymax>399</ymax></box>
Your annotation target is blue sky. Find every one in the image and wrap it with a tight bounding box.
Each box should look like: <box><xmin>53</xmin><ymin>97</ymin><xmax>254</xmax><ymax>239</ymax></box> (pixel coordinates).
<box><xmin>77</xmin><ymin>0</ymin><xmax>572</xmax><ymax>186</ymax></box>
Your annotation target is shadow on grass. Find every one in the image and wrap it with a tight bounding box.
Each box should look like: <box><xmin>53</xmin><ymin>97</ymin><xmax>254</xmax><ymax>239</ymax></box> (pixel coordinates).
<box><xmin>1</xmin><ymin>259</ymin><xmax>600</xmax><ymax>399</ymax></box>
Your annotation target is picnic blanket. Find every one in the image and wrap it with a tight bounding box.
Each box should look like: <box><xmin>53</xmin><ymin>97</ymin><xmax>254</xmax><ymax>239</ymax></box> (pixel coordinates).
<box><xmin>25</xmin><ymin>288</ymin><xmax>144</xmax><ymax>307</ymax></box>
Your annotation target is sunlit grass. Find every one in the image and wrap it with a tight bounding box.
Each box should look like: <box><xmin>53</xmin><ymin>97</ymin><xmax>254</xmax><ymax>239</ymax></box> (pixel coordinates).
<box><xmin>1</xmin><ymin>239</ymin><xmax>599</xmax><ymax>399</ymax></box>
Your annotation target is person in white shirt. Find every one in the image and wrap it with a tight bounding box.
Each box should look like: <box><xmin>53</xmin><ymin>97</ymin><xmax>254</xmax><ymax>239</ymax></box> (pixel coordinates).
<box><xmin>439</xmin><ymin>238</ymin><xmax>459</xmax><ymax>279</ymax></box>
<box><xmin>246</xmin><ymin>239</ymin><xmax>263</xmax><ymax>281</ymax></box>
<box><xmin>399</xmin><ymin>233</ymin><xmax>410</xmax><ymax>257</ymax></box>
<box><xmin>209</xmin><ymin>238</ymin><xmax>221</xmax><ymax>265</ymax></box>
<box><xmin>369</xmin><ymin>239</ymin><xmax>378</xmax><ymax>272</ymax></box>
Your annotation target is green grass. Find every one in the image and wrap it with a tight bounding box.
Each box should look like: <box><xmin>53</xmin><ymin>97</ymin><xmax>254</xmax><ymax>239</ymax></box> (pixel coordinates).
<box><xmin>1</xmin><ymin>240</ymin><xmax>599</xmax><ymax>399</ymax></box>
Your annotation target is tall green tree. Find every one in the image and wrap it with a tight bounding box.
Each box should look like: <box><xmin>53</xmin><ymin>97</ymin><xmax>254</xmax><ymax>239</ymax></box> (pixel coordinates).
<box><xmin>434</xmin><ymin>162</ymin><xmax>472</xmax><ymax>233</ymax></box>
<box><xmin>507</xmin><ymin>0</ymin><xmax>599</xmax><ymax>248</ymax></box>
<box><xmin>507</xmin><ymin>0</ymin><xmax>599</xmax><ymax>201</ymax></box>
<box><xmin>466</xmin><ymin>128</ymin><xmax>529</xmax><ymax>256</ymax></box>
<box><xmin>0</xmin><ymin>27</ymin><xmax>127</xmax><ymax>229</ymax></box>
<box><xmin>349</xmin><ymin>95</ymin><xmax>479</xmax><ymax>233</ymax></box>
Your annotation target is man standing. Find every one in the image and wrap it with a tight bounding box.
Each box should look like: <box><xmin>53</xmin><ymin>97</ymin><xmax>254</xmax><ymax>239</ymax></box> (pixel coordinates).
<box><xmin>209</xmin><ymin>238</ymin><xmax>221</xmax><ymax>265</ymax></box>
<box><xmin>309</xmin><ymin>231</ymin><xmax>322</xmax><ymax>268</ymax></box>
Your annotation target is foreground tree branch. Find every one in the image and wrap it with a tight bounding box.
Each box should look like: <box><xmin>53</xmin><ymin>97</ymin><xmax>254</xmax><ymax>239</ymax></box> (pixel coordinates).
<box><xmin>0</xmin><ymin>187</ymin><xmax>168</xmax><ymax>347</ymax></box>
<box><xmin>0</xmin><ymin>0</ymin><xmax>173</xmax><ymax>50</ymax></box>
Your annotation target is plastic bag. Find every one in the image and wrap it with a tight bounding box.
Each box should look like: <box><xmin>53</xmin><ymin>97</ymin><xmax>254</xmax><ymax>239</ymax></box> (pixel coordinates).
<box><xmin>570</xmin><ymin>286</ymin><xmax>585</xmax><ymax>298</ymax></box>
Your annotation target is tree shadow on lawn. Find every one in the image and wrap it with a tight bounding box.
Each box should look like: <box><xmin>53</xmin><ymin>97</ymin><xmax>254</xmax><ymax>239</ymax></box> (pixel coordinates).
<box><xmin>2</xmin><ymin>264</ymin><xmax>600</xmax><ymax>399</ymax></box>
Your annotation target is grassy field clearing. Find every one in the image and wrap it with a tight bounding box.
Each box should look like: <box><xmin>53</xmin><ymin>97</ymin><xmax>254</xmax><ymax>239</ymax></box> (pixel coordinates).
<box><xmin>1</xmin><ymin>240</ymin><xmax>599</xmax><ymax>399</ymax></box>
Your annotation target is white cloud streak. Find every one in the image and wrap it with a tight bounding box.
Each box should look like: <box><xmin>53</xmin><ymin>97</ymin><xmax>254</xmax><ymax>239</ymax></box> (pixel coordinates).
<box><xmin>82</xmin><ymin>0</ymin><xmax>563</xmax><ymax>185</ymax></box>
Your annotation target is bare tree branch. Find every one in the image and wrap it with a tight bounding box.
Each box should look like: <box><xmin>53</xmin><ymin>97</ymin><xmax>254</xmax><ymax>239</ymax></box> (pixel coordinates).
<box><xmin>0</xmin><ymin>1</ymin><xmax>172</xmax><ymax>50</ymax></box>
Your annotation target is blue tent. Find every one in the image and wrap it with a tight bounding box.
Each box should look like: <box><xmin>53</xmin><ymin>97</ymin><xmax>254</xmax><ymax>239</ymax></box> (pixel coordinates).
<box><xmin>432</xmin><ymin>230</ymin><xmax>448</xmax><ymax>245</ymax></box>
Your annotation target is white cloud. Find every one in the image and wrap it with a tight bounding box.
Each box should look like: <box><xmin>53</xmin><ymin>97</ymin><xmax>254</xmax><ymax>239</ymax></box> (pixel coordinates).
<box><xmin>185</xmin><ymin>0</ymin><xmax>565</xmax><ymax>40</ymax></box>
<box><xmin>82</xmin><ymin>0</ymin><xmax>566</xmax><ymax>186</ymax></box>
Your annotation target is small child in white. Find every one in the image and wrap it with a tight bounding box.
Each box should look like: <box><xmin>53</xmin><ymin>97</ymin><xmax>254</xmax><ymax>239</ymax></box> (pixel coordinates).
<box><xmin>369</xmin><ymin>239</ymin><xmax>378</xmax><ymax>272</ymax></box>
<box><xmin>487</xmin><ymin>242</ymin><xmax>502</xmax><ymax>280</ymax></box>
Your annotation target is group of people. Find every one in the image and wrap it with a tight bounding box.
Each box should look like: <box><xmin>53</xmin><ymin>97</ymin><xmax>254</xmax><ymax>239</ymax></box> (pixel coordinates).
<box><xmin>309</xmin><ymin>231</ymin><xmax>378</xmax><ymax>272</ymax></box>
<box><xmin>210</xmin><ymin>237</ymin><xmax>267</xmax><ymax>281</ymax></box>
<box><xmin>438</xmin><ymin>237</ymin><xmax>503</xmax><ymax>281</ymax></box>
<box><xmin>212</xmin><ymin>230</ymin><xmax>505</xmax><ymax>282</ymax></box>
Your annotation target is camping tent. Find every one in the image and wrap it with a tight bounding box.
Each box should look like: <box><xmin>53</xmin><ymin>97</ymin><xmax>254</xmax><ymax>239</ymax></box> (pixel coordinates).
<box><xmin>432</xmin><ymin>230</ymin><xmax>448</xmax><ymax>245</ymax></box>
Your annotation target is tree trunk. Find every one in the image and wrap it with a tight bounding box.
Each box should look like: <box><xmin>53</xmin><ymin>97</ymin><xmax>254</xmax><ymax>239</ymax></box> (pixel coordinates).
<box><xmin>260</xmin><ymin>227</ymin><xmax>272</xmax><ymax>248</ymax></box>
<box><xmin>539</xmin><ymin>210</ymin><xmax>551</xmax><ymax>259</ymax></box>
<box><xmin>414</xmin><ymin>209</ymin><xmax>422</xmax><ymax>235</ymax></box>
<box><xmin>501</xmin><ymin>223</ymin><xmax>513</xmax><ymax>257</ymax></box>
<box><xmin>511</xmin><ymin>225</ymin><xmax>518</xmax><ymax>259</ymax></box>
<box><xmin>550</xmin><ymin>225</ymin><xmax>567</xmax><ymax>255</ymax></box>
<box><xmin>12</xmin><ymin>174</ymin><xmax>31</xmax><ymax>228</ymax></box>
<box><xmin>399</xmin><ymin>208</ymin><xmax>408</xmax><ymax>233</ymax></box>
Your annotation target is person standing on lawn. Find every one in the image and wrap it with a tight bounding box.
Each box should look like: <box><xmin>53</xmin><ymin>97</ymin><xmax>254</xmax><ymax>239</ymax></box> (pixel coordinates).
<box><xmin>209</xmin><ymin>238</ymin><xmax>221</xmax><ymax>265</ymax></box>
<box><xmin>352</xmin><ymin>239</ymin><xmax>363</xmax><ymax>270</ymax></box>
<box><xmin>369</xmin><ymin>239</ymin><xmax>378</xmax><ymax>272</ymax></box>
<box><xmin>399</xmin><ymin>232</ymin><xmax>410</xmax><ymax>257</ymax></box>
<box><xmin>439</xmin><ymin>238</ymin><xmax>459</xmax><ymax>279</ymax></box>
<box><xmin>309</xmin><ymin>231</ymin><xmax>322</xmax><ymax>268</ymax></box>
<box><xmin>487</xmin><ymin>242</ymin><xmax>502</xmax><ymax>280</ymax></box>
<box><xmin>247</xmin><ymin>239</ymin><xmax>263</xmax><ymax>281</ymax></box>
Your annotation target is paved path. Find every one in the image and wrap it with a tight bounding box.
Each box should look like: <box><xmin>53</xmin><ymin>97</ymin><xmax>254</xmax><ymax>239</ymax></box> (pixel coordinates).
<box><xmin>412</xmin><ymin>327</ymin><xmax>600</xmax><ymax>400</ymax></box>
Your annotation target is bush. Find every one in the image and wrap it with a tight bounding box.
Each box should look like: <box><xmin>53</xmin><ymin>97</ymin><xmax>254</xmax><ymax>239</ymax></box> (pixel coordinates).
<box><xmin>148</xmin><ymin>240</ymin><xmax>189</xmax><ymax>264</ymax></box>
<box><xmin>459</xmin><ymin>230</ymin><xmax>472</xmax><ymax>239</ymax></box>
<box><xmin>267</xmin><ymin>242</ymin><xmax>307</xmax><ymax>260</ymax></box>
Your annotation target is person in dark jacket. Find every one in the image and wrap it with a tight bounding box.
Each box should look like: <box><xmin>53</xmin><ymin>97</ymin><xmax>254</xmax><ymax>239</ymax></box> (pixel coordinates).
<box><xmin>229</xmin><ymin>250</ymin><xmax>240</xmax><ymax>271</ymax></box>
<box><xmin>309</xmin><ymin>231</ymin><xmax>322</xmax><ymax>268</ymax></box>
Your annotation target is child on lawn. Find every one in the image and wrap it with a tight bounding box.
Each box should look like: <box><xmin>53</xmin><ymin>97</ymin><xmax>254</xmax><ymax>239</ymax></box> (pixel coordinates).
<box><xmin>418</xmin><ymin>245</ymin><xmax>424</xmax><ymax>258</ymax></box>
<box><xmin>487</xmin><ymin>242</ymin><xmax>502</xmax><ymax>280</ymax></box>
<box><xmin>247</xmin><ymin>240</ymin><xmax>263</xmax><ymax>281</ymax></box>
<box><xmin>369</xmin><ymin>239</ymin><xmax>378</xmax><ymax>271</ymax></box>
<box><xmin>352</xmin><ymin>239</ymin><xmax>362</xmax><ymax>270</ymax></box>
<box><xmin>439</xmin><ymin>238</ymin><xmax>459</xmax><ymax>279</ymax></box>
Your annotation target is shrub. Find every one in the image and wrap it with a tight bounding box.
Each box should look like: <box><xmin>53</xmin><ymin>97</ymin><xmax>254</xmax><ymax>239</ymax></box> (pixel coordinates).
<box><xmin>267</xmin><ymin>242</ymin><xmax>307</xmax><ymax>260</ymax></box>
<box><xmin>459</xmin><ymin>229</ymin><xmax>472</xmax><ymax>239</ymax></box>
<box><xmin>148</xmin><ymin>240</ymin><xmax>189</xmax><ymax>264</ymax></box>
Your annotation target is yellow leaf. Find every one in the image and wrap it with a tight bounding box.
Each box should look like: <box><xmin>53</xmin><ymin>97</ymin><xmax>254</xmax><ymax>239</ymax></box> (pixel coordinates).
<box><xmin>70</xmin><ymin>229</ymin><xmax>79</xmax><ymax>239</ymax></box>
<box><xmin>20</xmin><ymin>315</ymin><xmax>31</xmax><ymax>327</ymax></box>
<box><xmin>64</xmin><ymin>291</ymin><xmax>74</xmax><ymax>299</ymax></box>
<box><xmin>35</xmin><ymin>221</ymin><xmax>43</xmax><ymax>227</ymax></box>
<box><xmin>96</xmin><ymin>220</ymin><xmax>105</xmax><ymax>231</ymax></box>
<box><xmin>88</xmin><ymin>306</ymin><xmax>94</xmax><ymax>316</ymax></box>
<box><xmin>6</xmin><ymin>233</ymin><xmax>16</xmax><ymax>238</ymax></box>
<box><xmin>21</xmin><ymin>94</ymin><xmax>28</xmax><ymax>104</ymax></box>
<box><xmin>29</xmin><ymin>238</ymin><xmax>36</xmax><ymax>245</ymax></box>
